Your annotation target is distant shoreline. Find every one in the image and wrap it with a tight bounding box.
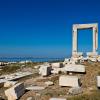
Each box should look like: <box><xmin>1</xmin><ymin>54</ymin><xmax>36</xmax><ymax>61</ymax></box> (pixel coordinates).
<box><xmin>0</xmin><ymin>57</ymin><xmax>66</xmax><ymax>62</ymax></box>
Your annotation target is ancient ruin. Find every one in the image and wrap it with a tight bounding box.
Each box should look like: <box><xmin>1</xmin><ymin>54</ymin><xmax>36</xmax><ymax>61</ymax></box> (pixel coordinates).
<box><xmin>72</xmin><ymin>23</ymin><xmax>98</xmax><ymax>58</ymax></box>
<box><xmin>0</xmin><ymin>23</ymin><xmax>100</xmax><ymax>100</ymax></box>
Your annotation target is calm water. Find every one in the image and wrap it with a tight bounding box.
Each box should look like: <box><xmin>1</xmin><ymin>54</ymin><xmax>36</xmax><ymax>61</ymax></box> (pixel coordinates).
<box><xmin>0</xmin><ymin>57</ymin><xmax>65</xmax><ymax>62</ymax></box>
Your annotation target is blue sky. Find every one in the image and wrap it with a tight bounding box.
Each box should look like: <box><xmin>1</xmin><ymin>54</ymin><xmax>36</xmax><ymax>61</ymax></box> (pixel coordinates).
<box><xmin>0</xmin><ymin>0</ymin><xmax>100</xmax><ymax>57</ymax></box>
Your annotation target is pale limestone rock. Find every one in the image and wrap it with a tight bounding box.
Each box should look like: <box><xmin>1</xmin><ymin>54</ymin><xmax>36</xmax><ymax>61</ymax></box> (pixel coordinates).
<box><xmin>34</xmin><ymin>65</ymin><xmax>40</xmax><ymax>69</ymax></box>
<box><xmin>45</xmin><ymin>81</ymin><xmax>54</xmax><ymax>86</ymax></box>
<box><xmin>87</xmin><ymin>52</ymin><xmax>98</xmax><ymax>57</ymax></box>
<box><xmin>39</xmin><ymin>65</ymin><xmax>52</xmax><ymax>76</ymax></box>
<box><xmin>59</xmin><ymin>75</ymin><xmax>80</xmax><ymax>87</ymax></box>
<box><xmin>97</xmin><ymin>76</ymin><xmax>100</xmax><ymax>87</ymax></box>
<box><xmin>69</xmin><ymin>72</ymin><xmax>73</xmax><ymax>75</ymax></box>
<box><xmin>5</xmin><ymin>83</ymin><xmax>25</xmax><ymax>100</ymax></box>
<box><xmin>4</xmin><ymin>72</ymin><xmax>33</xmax><ymax>81</ymax></box>
<box><xmin>26</xmin><ymin>86</ymin><xmax>46</xmax><ymax>91</ymax></box>
<box><xmin>97</xmin><ymin>57</ymin><xmax>100</xmax><ymax>62</ymax></box>
<box><xmin>49</xmin><ymin>98</ymin><xmax>66</xmax><ymax>100</ymax></box>
<box><xmin>64</xmin><ymin>64</ymin><xmax>85</xmax><ymax>73</ymax></box>
<box><xmin>51</xmin><ymin>63</ymin><xmax>63</xmax><ymax>68</ymax></box>
<box><xmin>88</xmin><ymin>57</ymin><xmax>97</xmax><ymax>62</ymax></box>
<box><xmin>27</xmin><ymin>97</ymin><xmax>33</xmax><ymax>100</ymax></box>
<box><xmin>63</xmin><ymin>58</ymin><xmax>70</xmax><ymax>64</ymax></box>
<box><xmin>51</xmin><ymin>68</ymin><xmax>65</xmax><ymax>74</ymax></box>
<box><xmin>4</xmin><ymin>81</ymin><xmax>17</xmax><ymax>88</ymax></box>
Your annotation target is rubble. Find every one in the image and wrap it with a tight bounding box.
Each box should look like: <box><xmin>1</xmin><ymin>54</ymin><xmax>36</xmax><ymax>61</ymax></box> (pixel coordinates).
<box><xmin>34</xmin><ymin>65</ymin><xmax>40</xmax><ymax>69</ymax></box>
<box><xmin>0</xmin><ymin>79</ymin><xmax>7</xmax><ymax>84</ymax></box>
<box><xmin>59</xmin><ymin>75</ymin><xmax>80</xmax><ymax>87</ymax></box>
<box><xmin>26</xmin><ymin>97</ymin><xmax>33</xmax><ymax>100</ymax></box>
<box><xmin>45</xmin><ymin>81</ymin><xmax>54</xmax><ymax>86</ymax></box>
<box><xmin>63</xmin><ymin>58</ymin><xmax>70</xmax><ymax>64</ymax></box>
<box><xmin>26</xmin><ymin>86</ymin><xmax>46</xmax><ymax>91</ymax></box>
<box><xmin>51</xmin><ymin>68</ymin><xmax>65</xmax><ymax>74</ymax></box>
<box><xmin>49</xmin><ymin>98</ymin><xmax>66</xmax><ymax>100</ymax></box>
<box><xmin>5</xmin><ymin>83</ymin><xmax>25</xmax><ymax>100</ymax></box>
<box><xmin>4</xmin><ymin>81</ymin><xmax>17</xmax><ymax>88</ymax></box>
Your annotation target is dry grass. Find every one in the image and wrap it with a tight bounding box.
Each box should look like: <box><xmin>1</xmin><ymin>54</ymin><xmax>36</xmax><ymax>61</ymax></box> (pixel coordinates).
<box><xmin>0</xmin><ymin>62</ymin><xmax>42</xmax><ymax>75</ymax></box>
<box><xmin>68</xmin><ymin>90</ymin><xmax>100</xmax><ymax>100</ymax></box>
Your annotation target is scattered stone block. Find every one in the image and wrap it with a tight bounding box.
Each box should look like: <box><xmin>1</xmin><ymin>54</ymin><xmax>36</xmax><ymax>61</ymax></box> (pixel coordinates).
<box><xmin>97</xmin><ymin>58</ymin><xmax>100</xmax><ymax>62</ymax></box>
<box><xmin>45</xmin><ymin>81</ymin><xmax>54</xmax><ymax>86</ymax></box>
<box><xmin>89</xmin><ymin>57</ymin><xmax>97</xmax><ymax>62</ymax></box>
<box><xmin>39</xmin><ymin>65</ymin><xmax>52</xmax><ymax>76</ymax></box>
<box><xmin>59</xmin><ymin>75</ymin><xmax>80</xmax><ymax>87</ymax></box>
<box><xmin>49</xmin><ymin>98</ymin><xmax>66</xmax><ymax>100</ymax></box>
<box><xmin>34</xmin><ymin>65</ymin><xmax>40</xmax><ymax>69</ymax></box>
<box><xmin>5</xmin><ymin>83</ymin><xmax>25</xmax><ymax>100</ymax></box>
<box><xmin>27</xmin><ymin>97</ymin><xmax>33</xmax><ymax>100</ymax></box>
<box><xmin>4</xmin><ymin>81</ymin><xmax>17</xmax><ymax>88</ymax></box>
<box><xmin>63</xmin><ymin>58</ymin><xmax>70</xmax><ymax>64</ymax></box>
<box><xmin>64</xmin><ymin>64</ymin><xmax>85</xmax><ymax>73</ymax></box>
<box><xmin>69</xmin><ymin>72</ymin><xmax>73</xmax><ymax>75</ymax></box>
<box><xmin>51</xmin><ymin>68</ymin><xmax>65</xmax><ymax>74</ymax></box>
<box><xmin>4</xmin><ymin>72</ymin><xmax>33</xmax><ymax>81</ymax></box>
<box><xmin>68</xmin><ymin>87</ymin><xmax>83</xmax><ymax>95</ymax></box>
<box><xmin>26</xmin><ymin>86</ymin><xmax>46</xmax><ymax>91</ymax></box>
<box><xmin>51</xmin><ymin>70</ymin><xmax>59</xmax><ymax>74</ymax></box>
<box><xmin>0</xmin><ymin>79</ymin><xmax>7</xmax><ymax>84</ymax></box>
<box><xmin>51</xmin><ymin>63</ymin><xmax>63</xmax><ymax>68</ymax></box>
<box><xmin>97</xmin><ymin>76</ymin><xmax>100</xmax><ymax>87</ymax></box>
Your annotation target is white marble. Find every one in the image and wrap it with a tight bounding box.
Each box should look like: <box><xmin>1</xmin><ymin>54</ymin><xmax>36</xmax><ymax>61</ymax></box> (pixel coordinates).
<box><xmin>49</xmin><ymin>98</ymin><xmax>66</xmax><ymax>100</ymax></box>
<box><xmin>39</xmin><ymin>65</ymin><xmax>52</xmax><ymax>76</ymax></box>
<box><xmin>97</xmin><ymin>76</ymin><xmax>100</xmax><ymax>87</ymax></box>
<box><xmin>5</xmin><ymin>83</ymin><xmax>25</xmax><ymax>100</ymax></box>
<box><xmin>59</xmin><ymin>75</ymin><xmax>79</xmax><ymax>87</ymax></box>
<box><xmin>64</xmin><ymin>64</ymin><xmax>85</xmax><ymax>73</ymax></box>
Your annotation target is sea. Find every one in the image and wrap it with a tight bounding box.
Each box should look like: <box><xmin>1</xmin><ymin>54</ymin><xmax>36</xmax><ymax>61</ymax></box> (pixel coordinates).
<box><xmin>0</xmin><ymin>57</ymin><xmax>66</xmax><ymax>62</ymax></box>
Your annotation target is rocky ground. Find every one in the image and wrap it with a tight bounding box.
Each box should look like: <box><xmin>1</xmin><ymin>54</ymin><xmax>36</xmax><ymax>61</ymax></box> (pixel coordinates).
<box><xmin>0</xmin><ymin>61</ymin><xmax>100</xmax><ymax>100</ymax></box>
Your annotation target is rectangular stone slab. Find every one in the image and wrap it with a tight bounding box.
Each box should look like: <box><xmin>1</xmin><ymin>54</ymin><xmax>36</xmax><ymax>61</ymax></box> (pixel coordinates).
<box><xmin>97</xmin><ymin>76</ymin><xmax>100</xmax><ymax>87</ymax></box>
<box><xmin>59</xmin><ymin>75</ymin><xmax>79</xmax><ymax>87</ymax></box>
<box><xmin>26</xmin><ymin>86</ymin><xmax>46</xmax><ymax>91</ymax></box>
<box><xmin>39</xmin><ymin>65</ymin><xmax>52</xmax><ymax>76</ymax></box>
<box><xmin>0</xmin><ymin>72</ymin><xmax>33</xmax><ymax>82</ymax></box>
<box><xmin>64</xmin><ymin>64</ymin><xmax>85</xmax><ymax>73</ymax></box>
<box><xmin>51</xmin><ymin>63</ymin><xmax>63</xmax><ymax>68</ymax></box>
<box><xmin>5</xmin><ymin>83</ymin><xmax>25</xmax><ymax>100</ymax></box>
